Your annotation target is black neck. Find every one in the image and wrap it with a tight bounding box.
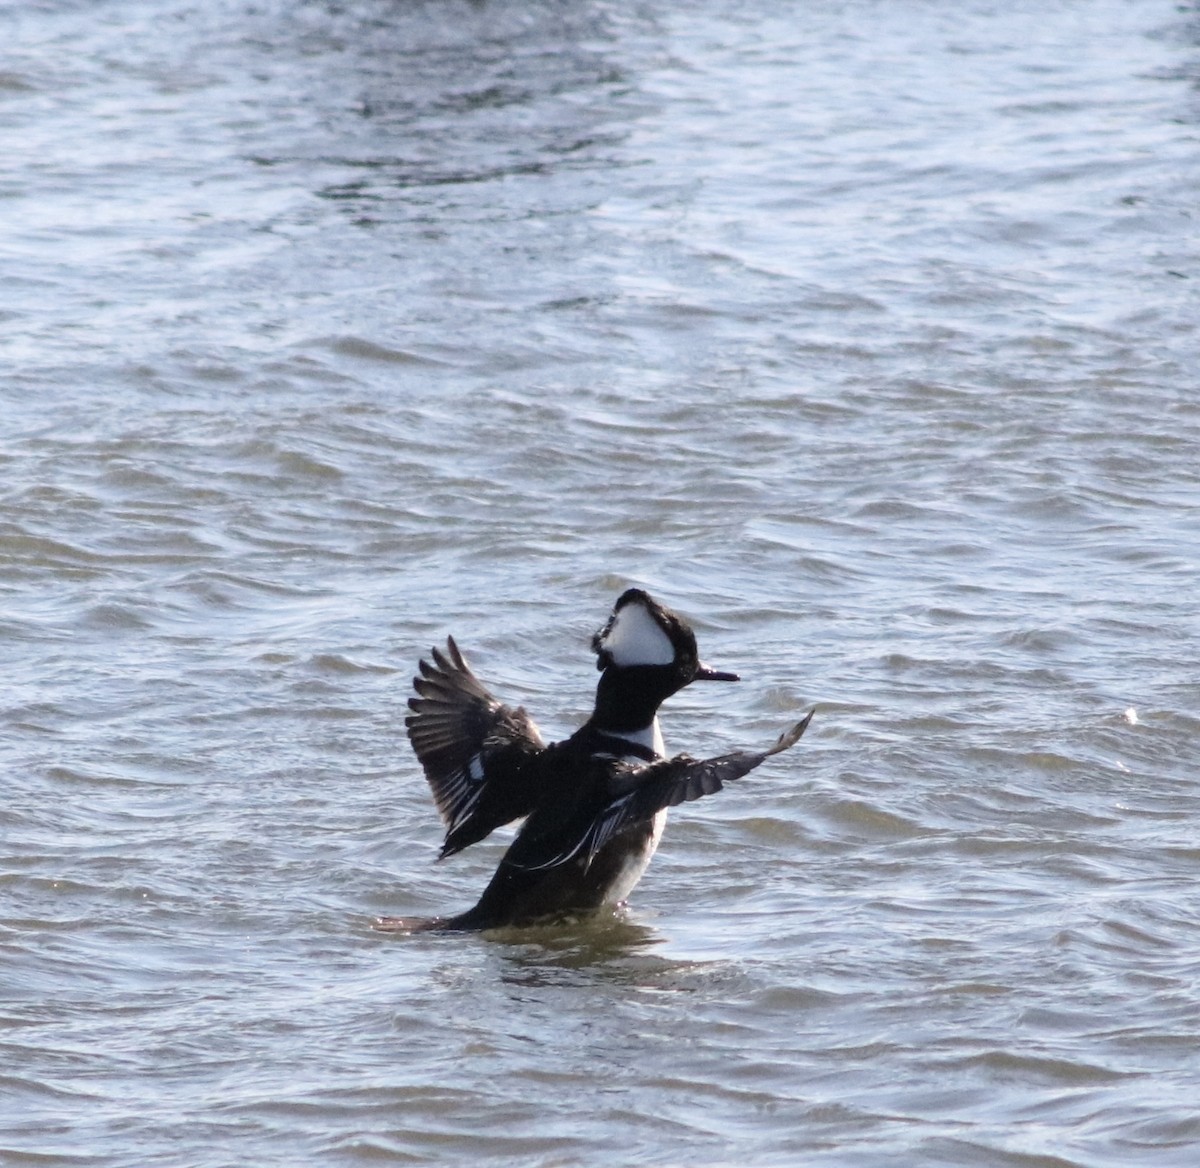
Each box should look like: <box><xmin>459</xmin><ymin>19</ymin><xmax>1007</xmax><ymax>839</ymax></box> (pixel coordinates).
<box><xmin>591</xmin><ymin>664</ymin><xmax>683</xmax><ymax>733</ymax></box>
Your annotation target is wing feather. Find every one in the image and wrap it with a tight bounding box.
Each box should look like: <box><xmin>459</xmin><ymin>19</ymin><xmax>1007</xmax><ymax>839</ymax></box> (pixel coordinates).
<box><xmin>509</xmin><ymin>711</ymin><xmax>814</xmax><ymax>873</ymax></box>
<box><xmin>406</xmin><ymin>636</ymin><xmax>546</xmax><ymax>858</ymax></box>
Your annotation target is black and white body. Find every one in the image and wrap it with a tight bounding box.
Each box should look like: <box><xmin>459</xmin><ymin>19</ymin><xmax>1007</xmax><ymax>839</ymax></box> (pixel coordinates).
<box><xmin>376</xmin><ymin>589</ymin><xmax>813</xmax><ymax>932</ymax></box>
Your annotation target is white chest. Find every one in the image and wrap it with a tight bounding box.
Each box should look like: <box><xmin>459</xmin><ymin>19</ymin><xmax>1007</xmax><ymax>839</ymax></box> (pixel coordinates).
<box><xmin>608</xmin><ymin>717</ymin><xmax>665</xmax><ymax>760</ymax></box>
<box><xmin>604</xmin><ymin>808</ymin><xmax>668</xmax><ymax>905</ymax></box>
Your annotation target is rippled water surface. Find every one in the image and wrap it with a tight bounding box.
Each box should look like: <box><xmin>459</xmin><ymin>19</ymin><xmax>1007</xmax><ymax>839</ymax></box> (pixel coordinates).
<box><xmin>3</xmin><ymin>0</ymin><xmax>1199</xmax><ymax>1163</ymax></box>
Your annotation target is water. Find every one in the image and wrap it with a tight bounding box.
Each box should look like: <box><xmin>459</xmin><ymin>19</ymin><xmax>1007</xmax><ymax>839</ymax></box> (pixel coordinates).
<box><xmin>3</xmin><ymin>0</ymin><xmax>1199</xmax><ymax>1163</ymax></box>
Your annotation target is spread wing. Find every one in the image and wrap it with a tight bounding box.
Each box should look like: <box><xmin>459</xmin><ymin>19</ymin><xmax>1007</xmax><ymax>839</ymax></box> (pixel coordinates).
<box><xmin>510</xmin><ymin>711</ymin><xmax>815</xmax><ymax>873</ymax></box>
<box><xmin>406</xmin><ymin>636</ymin><xmax>546</xmax><ymax>859</ymax></box>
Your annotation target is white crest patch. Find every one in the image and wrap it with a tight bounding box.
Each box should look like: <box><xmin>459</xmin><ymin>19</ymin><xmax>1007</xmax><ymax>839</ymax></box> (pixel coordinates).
<box><xmin>601</xmin><ymin>601</ymin><xmax>675</xmax><ymax>667</ymax></box>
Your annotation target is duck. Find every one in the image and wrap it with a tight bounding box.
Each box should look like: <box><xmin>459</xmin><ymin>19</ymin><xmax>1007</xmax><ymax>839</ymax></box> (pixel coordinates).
<box><xmin>374</xmin><ymin>588</ymin><xmax>812</xmax><ymax>932</ymax></box>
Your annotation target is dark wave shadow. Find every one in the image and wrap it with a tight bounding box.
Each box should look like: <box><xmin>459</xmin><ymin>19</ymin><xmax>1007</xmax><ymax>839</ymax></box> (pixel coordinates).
<box><xmin>243</xmin><ymin>0</ymin><xmax>660</xmax><ymax>223</ymax></box>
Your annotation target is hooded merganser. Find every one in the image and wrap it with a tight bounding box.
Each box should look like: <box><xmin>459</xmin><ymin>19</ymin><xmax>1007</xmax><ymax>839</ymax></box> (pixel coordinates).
<box><xmin>374</xmin><ymin>589</ymin><xmax>813</xmax><ymax>932</ymax></box>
